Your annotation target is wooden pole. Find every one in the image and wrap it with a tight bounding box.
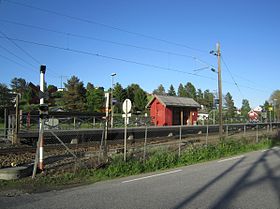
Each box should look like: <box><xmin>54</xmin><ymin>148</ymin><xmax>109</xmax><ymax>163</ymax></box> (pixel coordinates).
<box><xmin>217</xmin><ymin>43</ymin><xmax>223</xmax><ymax>139</ymax></box>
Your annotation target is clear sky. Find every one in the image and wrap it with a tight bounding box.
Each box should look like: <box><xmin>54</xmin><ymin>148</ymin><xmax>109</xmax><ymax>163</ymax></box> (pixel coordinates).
<box><xmin>0</xmin><ymin>0</ymin><xmax>279</xmax><ymax>108</ymax></box>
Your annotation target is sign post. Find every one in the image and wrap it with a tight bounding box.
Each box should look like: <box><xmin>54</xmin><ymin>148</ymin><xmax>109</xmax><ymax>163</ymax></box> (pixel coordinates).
<box><xmin>122</xmin><ymin>99</ymin><xmax>132</xmax><ymax>161</ymax></box>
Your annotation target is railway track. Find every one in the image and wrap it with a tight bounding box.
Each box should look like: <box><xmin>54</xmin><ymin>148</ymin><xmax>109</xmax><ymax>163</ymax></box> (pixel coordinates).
<box><xmin>17</xmin><ymin>122</ymin><xmax>280</xmax><ymax>145</ymax></box>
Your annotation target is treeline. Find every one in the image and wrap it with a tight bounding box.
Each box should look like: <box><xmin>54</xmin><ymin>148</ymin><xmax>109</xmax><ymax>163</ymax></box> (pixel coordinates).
<box><xmin>0</xmin><ymin>77</ymin><xmax>257</xmax><ymax>119</ymax></box>
<box><xmin>0</xmin><ymin>76</ymin><xmax>148</xmax><ymax>114</ymax></box>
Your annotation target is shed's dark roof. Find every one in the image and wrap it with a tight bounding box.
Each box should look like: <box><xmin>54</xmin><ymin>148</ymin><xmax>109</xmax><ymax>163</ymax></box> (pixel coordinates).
<box><xmin>147</xmin><ymin>95</ymin><xmax>200</xmax><ymax>108</ymax></box>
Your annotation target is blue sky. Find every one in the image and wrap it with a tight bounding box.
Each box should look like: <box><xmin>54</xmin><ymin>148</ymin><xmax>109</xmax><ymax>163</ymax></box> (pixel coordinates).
<box><xmin>0</xmin><ymin>0</ymin><xmax>279</xmax><ymax>108</ymax></box>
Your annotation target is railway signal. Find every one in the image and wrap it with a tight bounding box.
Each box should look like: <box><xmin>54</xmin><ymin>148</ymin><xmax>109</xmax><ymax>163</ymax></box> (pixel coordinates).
<box><xmin>32</xmin><ymin>65</ymin><xmax>46</xmax><ymax>178</ymax></box>
<box><xmin>39</xmin><ymin>104</ymin><xmax>49</xmax><ymax>119</ymax></box>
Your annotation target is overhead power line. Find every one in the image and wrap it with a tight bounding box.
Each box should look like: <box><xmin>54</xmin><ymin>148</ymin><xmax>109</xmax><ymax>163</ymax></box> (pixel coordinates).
<box><xmin>0</xmin><ymin>29</ymin><xmax>41</xmax><ymax>64</ymax></box>
<box><xmin>0</xmin><ymin>19</ymin><xmax>214</xmax><ymax>68</ymax></box>
<box><xmin>0</xmin><ymin>27</ymin><xmax>62</xmax><ymax>78</ymax></box>
<box><xmin>0</xmin><ymin>35</ymin><xmax>271</xmax><ymax>93</ymax></box>
<box><xmin>0</xmin><ymin>43</ymin><xmax>37</xmax><ymax>69</ymax></box>
<box><xmin>0</xmin><ymin>53</ymin><xmax>34</xmax><ymax>76</ymax></box>
<box><xmin>221</xmin><ymin>55</ymin><xmax>244</xmax><ymax>98</ymax></box>
<box><xmin>0</xmin><ymin>35</ymin><xmax>272</xmax><ymax>94</ymax></box>
<box><xmin>4</xmin><ymin>0</ymin><xmax>208</xmax><ymax>53</ymax></box>
<box><xmin>0</xmin><ymin>35</ymin><xmax>216</xmax><ymax>81</ymax></box>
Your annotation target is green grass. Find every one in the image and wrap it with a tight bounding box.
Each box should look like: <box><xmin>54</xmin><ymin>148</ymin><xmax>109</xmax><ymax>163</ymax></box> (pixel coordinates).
<box><xmin>0</xmin><ymin>137</ymin><xmax>279</xmax><ymax>193</ymax></box>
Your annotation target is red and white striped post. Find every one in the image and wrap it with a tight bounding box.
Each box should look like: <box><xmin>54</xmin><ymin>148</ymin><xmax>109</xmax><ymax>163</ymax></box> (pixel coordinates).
<box><xmin>39</xmin><ymin>65</ymin><xmax>46</xmax><ymax>170</ymax></box>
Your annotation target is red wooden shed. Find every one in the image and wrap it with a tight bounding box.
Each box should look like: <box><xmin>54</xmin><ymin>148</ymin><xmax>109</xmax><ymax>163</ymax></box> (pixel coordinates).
<box><xmin>146</xmin><ymin>95</ymin><xmax>200</xmax><ymax>126</ymax></box>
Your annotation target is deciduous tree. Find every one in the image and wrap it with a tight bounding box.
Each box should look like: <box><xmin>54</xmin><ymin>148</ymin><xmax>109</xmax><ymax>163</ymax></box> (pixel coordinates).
<box><xmin>86</xmin><ymin>85</ymin><xmax>104</xmax><ymax>112</ymax></box>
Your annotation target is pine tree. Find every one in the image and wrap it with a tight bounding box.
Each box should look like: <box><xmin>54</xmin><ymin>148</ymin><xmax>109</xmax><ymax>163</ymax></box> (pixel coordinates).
<box><xmin>134</xmin><ymin>88</ymin><xmax>147</xmax><ymax>111</ymax></box>
<box><xmin>196</xmin><ymin>88</ymin><xmax>203</xmax><ymax>105</ymax></box>
<box><xmin>241</xmin><ymin>99</ymin><xmax>251</xmax><ymax>117</ymax></box>
<box><xmin>10</xmin><ymin>77</ymin><xmax>28</xmax><ymax>95</ymax></box>
<box><xmin>185</xmin><ymin>82</ymin><xmax>196</xmax><ymax>99</ymax></box>
<box><xmin>125</xmin><ymin>83</ymin><xmax>141</xmax><ymax>104</ymax></box>
<box><xmin>224</xmin><ymin>92</ymin><xmax>236</xmax><ymax>118</ymax></box>
<box><xmin>153</xmin><ymin>84</ymin><xmax>165</xmax><ymax>95</ymax></box>
<box><xmin>0</xmin><ymin>83</ymin><xmax>12</xmax><ymax>108</ymax></box>
<box><xmin>177</xmin><ymin>83</ymin><xmax>186</xmax><ymax>97</ymax></box>
<box><xmin>113</xmin><ymin>83</ymin><xmax>126</xmax><ymax>113</ymax></box>
<box><xmin>167</xmin><ymin>84</ymin><xmax>176</xmax><ymax>96</ymax></box>
<box><xmin>63</xmin><ymin>76</ymin><xmax>86</xmax><ymax>111</ymax></box>
<box><xmin>203</xmin><ymin>89</ymin><xmax>214</xmax><ymax>111</ymax></box>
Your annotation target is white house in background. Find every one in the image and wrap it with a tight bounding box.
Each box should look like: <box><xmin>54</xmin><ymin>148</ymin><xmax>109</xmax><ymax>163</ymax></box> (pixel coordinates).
<box><xmin>198</xmin><ymin>112</ymin><xmax>209</xmax><ymax>121</ymax></box>
<box><xmin>253</xmin><ymin>106</ymin><xmax>263</xmax><ymax>112</ymax></box>
<box><xmin>57</xmin><ymin>88</ymin><xmax>65</xmax><ymax>92</ymax></box>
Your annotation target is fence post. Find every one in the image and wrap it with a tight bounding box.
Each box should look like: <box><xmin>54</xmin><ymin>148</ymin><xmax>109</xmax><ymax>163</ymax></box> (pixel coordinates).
<box><xmin>4</xmin><ymin>108</ymin><xmax>7</xmax><ymax>138</ymax></box>
<box><xmin>206</xmin><ymin>123</ymin><xmax>209</xmax><ymax>145</ymax></box>
<box><xmin>178</xmin><ymin>126</ymin><xmax>182</xmax><ymax>157</ymax></box>
<box><xmin>73</xmin><ymin>117</ymin><xmax>76</xmax><ymax>129</ymax></box>
<box><xmin>267</xmin><ymin>124</ymin><xmax>269</xmax><ymax>133</ymax></box>
<box><xmin>226</xmin><ymin>125</ymin><xmax>229</xmax><ymax>138</ymax></box>
<box><xmin>243</xmin><ymin>125</ymin><xmax>246</xmax><ymax>137</ymax></box>
<box><xmin>143</xmin><ymin>125</ymin><xmax>148</xmax><ymax>161</ymax></box>
<box><xmin>93</xmin><ymin>117</ymin><xmax>96</xmax><ymax>127</ymax></box>
<box><xmin>256</xmin><ymin>124</ymin><xmax>259</xmax><ymax>143</ymax></box>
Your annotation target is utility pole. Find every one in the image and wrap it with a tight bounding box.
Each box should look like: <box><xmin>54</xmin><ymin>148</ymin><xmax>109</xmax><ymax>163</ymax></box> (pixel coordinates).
<box><xmin>211</xmin><ymin>43</ymin><xmax>223</xmax><ymax>139</ymax></box>
<box><xmin>217</xmin><ymin>43</ymin><xmax>223</xmax><ymax>138</ymax></box>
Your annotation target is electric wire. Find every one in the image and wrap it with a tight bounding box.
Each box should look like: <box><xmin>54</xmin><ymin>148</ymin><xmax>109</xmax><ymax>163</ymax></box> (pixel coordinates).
<box><xmin>0</xmin><ymin>34</ymin><xmax>272</xmax><ymax>95</ymax></box>
<box><xmin>0</xmin><ymin>44</ymin><xmax>37</xmax><ymax>69</ymax></box>
<box><xmin>0</xmin><ymin>28</ymin><xmax>63</xmax><ymax>78</ymax></box>
<box><xmin>0</xmin><ymin>35</ymin><xmax>216</xmax><ymax>81</ymax></box>
<box><xmin>0</xmin><ymin>29</ymin><xmax>41</xmax><ymax>64</ymax></box>
<box><xmin>221</xmin><ymin>55</ymin><xmax>244</xmax><ymax>98</ymax></box>
<box><xmin>1</xmin><ymin>35</ymin><xmax>272</xmax><ymax>94</ymax></box>
<box><xmin>0</xmin><ymin>53</ymin><xmax>34</xmax><ymax>76</ymax></box>
<box><xmin>4</xmin><ymin>0</ymin><xmax>208</xmax><ymax>53</ymax></box>
<box><xmin>0</xmin><ymin>19</ymin><xmax>213</xmax><ymax>69</ymax></box>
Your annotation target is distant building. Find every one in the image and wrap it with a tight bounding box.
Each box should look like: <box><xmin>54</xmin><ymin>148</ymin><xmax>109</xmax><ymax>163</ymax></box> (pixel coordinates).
<box><xmin>57</xmin><ymin>88</ymin><xmax>65</xmax><ymax>92</ymax></box>
<box><xmin>198</xmin><ymin>111</ymin><xmax>209</xmax><ymax>121</ymax></box>
<box><xmin>146</xmin><ymin>95</ymin><xmax>200</xmax><ymax>126</ymax></box>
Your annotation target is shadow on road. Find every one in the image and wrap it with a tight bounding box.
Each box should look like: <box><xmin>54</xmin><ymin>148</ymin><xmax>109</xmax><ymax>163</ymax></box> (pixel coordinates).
<box><xmin>171</xmin><ymin>157</ymin><xmax>245</xmax><ymax>209</ymax></box>
<box><xmin>172</xmin><ymin>148</ymin><xmax>280</xmax><ymax>209</ymax></box>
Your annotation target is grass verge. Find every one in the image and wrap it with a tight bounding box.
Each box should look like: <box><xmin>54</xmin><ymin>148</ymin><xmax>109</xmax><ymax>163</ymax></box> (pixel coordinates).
<box><xmin>0</xmin><ymin>136</ymin><xmax>279</xmax><ymax>194</ymax></box>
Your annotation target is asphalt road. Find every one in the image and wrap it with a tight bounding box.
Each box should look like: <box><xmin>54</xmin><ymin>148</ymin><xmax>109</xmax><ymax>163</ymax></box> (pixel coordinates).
<box><xmin>1</xmin><ymin>147</ymin><xmax>280</xmax><ymax>209</ymax></box>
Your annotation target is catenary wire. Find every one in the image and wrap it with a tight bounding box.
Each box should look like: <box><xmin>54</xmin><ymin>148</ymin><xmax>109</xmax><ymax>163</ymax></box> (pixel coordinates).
<box><xmin>0</xmin><ymin>53</ymin><xmax>35</xmax><ymax>76</ymax></box>
<box><xmin>0</xmin><ymin>35</ymin><xmax>273</xmax><ymax>94</ymax></box>
<box><xmin>0</xmin><ymin>43</ymin><xmax>37</xmax><ymax>69</ymax></box>
<box><xmin>0</xmin><ymin>28</ymin><xmax>63</xmax><ymax>78</ymax></box>
<box><xmin>0</xmin><ymin>29</ymin><xmax>41</xmax><ymax>64</ymax></box>
<box><xmin>4</xmin><ymin>0</ymin><xmax>208</xmax><ymax>53</ymax></box>
<box><xmin>0</xmin><ymin>35</ymin><xmax>217</xmax><ymax>81</ymax></box>
<box><xmin>221</xmin><ymin>55</ymin><xmax>244</xmax><ymax>98</ymax></box>
<box><xmin>0</xmin><ymin>19</ymin><xmax>214</xmax><ymax>69</ymax></box>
